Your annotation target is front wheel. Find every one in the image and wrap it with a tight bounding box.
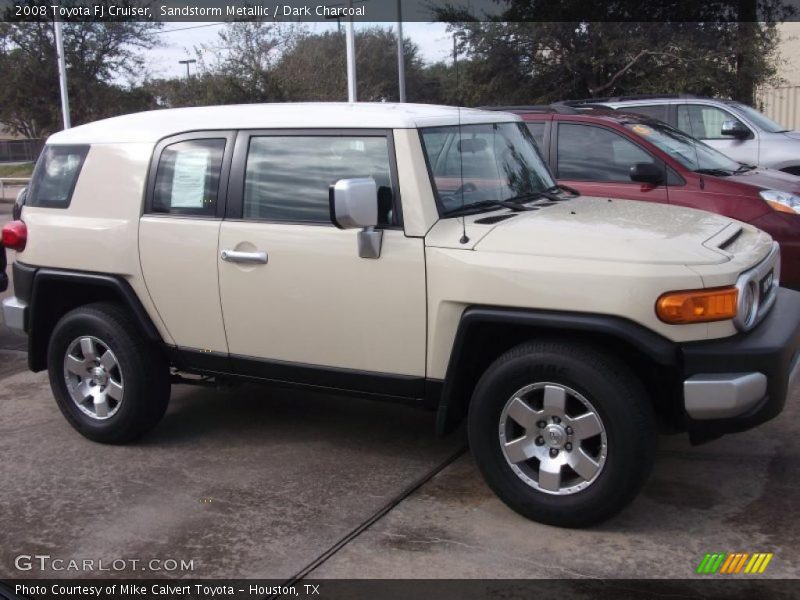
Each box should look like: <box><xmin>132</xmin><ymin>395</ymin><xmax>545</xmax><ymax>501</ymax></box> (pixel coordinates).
<box><xmin>468</xmin><ymin>340</ymin><xmax>656</xmax><ymax>527</ymax></box>
<box><xmin>47</xmin><ymin>302</ymin><xmax>170</xmax><ymax>444</ymax></box>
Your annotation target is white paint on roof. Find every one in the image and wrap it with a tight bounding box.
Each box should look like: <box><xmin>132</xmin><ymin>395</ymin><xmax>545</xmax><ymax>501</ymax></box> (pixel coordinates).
<box><xmin>47</xmin><ymin>102</ymin><xmax>521</xmax><ymax>145</ymax></box>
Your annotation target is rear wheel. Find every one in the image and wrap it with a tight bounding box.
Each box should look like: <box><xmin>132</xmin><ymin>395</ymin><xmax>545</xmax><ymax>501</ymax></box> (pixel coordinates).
<box><xmin>468</xmin><ymin>340</ymin><xmax>656</xmax><ymax>527</ymax></box>
<box><xmin>47</xmin><ymin>302</ymin><xmax>170</xmax><ymax>443</ymax></box>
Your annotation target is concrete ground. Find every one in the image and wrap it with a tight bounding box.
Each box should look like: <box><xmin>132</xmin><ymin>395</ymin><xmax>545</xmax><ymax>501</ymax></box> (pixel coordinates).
<box><xmin>0</xmin><ymin>224</ymin><xmax>798</xmax><ymax>583</ymax></box>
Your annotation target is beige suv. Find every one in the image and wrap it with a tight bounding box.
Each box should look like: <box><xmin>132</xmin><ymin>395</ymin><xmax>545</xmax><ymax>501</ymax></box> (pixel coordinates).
<box><xmin>2</xmin><ymin>103</ymin><xmax>799</xmax><ymax>527</ymax></box>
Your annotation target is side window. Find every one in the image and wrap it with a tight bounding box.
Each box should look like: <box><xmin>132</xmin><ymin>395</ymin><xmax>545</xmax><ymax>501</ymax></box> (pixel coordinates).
<box><xmin>526</xmin><ymin>122</ymin><xmax>546</xmax><ymax>149</ymax></box>
<box><xmin>621</xmin><ymin>104</ymin><xmax>668</xmax><ymax>122</ymax></box>
<box><xmin>676</xmin><ymin>104</ymin><xmax>746</xmax><ymax>140</ymax></box>
<box><xmin>243</xmin><ymin>135</ymin><xmax>397</xmax><ymax>226</ymax></box>
<box><xmin>27</xmin><ymin>145</ymin><xmax>89</xmax><ymax>208</ymax></box>
<box><xmin>557</xmin><ymin>123</ymin><xmax>655</xmax><ymax>182</ymax></box>
<box><xmin>152</xmin><ymin>139</ymin><xmax>225</xmax><ymax>216</ymax></box>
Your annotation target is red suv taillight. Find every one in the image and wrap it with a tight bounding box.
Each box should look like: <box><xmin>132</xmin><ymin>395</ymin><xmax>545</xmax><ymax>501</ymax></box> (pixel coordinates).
<box><xmin>1</xmin><ymin>220</ymin><xmax>27</xmax><ymax>251</ymax></box>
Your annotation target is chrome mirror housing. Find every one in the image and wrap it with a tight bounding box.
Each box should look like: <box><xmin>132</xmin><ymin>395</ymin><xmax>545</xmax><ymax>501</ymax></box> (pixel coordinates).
<box><xmin>330</xmin><ymin>178</ymin><xmax>383</xmax><ymax>259</ymax></box>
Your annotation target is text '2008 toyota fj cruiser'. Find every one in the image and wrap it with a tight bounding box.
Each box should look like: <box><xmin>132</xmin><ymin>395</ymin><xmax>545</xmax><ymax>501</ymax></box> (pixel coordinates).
<box><xmin>2</xmin><ymin>103</ymin><xmax>799</xmax><ymax>527</ymax></box>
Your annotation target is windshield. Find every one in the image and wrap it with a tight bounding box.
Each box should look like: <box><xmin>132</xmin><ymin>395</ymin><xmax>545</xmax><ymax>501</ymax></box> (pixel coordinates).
<box><xmin>729</xmin><ymin>102</ymin><xmax>787</xmax><ymax>133</ymax></box>
<box><xmin>420</xmin><ymin>122</ymin><xmax>556</xmax><ymax>216</ymax></box>
<box><xmin>624</xmin><ymin>121</ymin><xmax>741</xmax><ymax>173</ymax></box>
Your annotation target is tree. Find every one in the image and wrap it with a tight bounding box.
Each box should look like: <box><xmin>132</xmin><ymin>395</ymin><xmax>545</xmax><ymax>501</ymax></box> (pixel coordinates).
<box><xmin>0</xmin><ymin>20</ymin><xmax>161</xmax><ymax>138</ymax></box>
<box><xmin>143</xmin><ymin>22</ymin><xmax>303</xmax><ymax>108</ymax></box>
<box><xmin>437</xmin><ymin>1</ymin><xmax>791</xmax><ymax>106</ymax></box>
<box><xmin>274</xmin><ymin>27</ymin><xmax>443</xmax><ymax>103</ymax></box>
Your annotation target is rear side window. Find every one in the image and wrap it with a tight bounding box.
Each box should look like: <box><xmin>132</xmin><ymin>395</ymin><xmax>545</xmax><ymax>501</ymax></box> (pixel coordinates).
<box><xmin>243</xmin><ymin>135</ymin><xmax>397</xmax><ymax>226</ymax></box>
<box><xmin>27</xmin><ymin>145</ymin><xmax>89</xmax><ymax>208</ymax></box>
<box><xmin>152</xmin><ymin>139</ymin><xmax>226</xmax><ymax>216</ymax></box>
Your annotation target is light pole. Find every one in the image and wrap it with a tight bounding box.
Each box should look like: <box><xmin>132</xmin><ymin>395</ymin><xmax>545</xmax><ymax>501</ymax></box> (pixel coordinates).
<box><xmin>345</xmin><ymin>0</ymin><xmax>357</xmax><ymax>102</ymax></box>
<box><xmin>53</xmin><ymin>16</ymin><xmax>71</xmax><ymax>129</ymax></box>
<box><xmin>178</xmin><ymin>59</ymin><xmax>196</xmax><ymax>79</ymax></box>
<box><xmin>396</xmin><ymin>0</ymin><xmax>405</xmax><ymax>102</ymax></box>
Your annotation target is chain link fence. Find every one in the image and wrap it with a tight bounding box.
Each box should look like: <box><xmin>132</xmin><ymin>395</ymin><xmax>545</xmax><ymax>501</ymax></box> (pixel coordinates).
<box><xmin>0</xmin><ymin>139</ymin><xmax>43</xmax><ymax>163</ymax></box>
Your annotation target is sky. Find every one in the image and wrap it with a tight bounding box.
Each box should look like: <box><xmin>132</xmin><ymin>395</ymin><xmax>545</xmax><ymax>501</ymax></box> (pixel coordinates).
<box><xmin>146</xmin><ymin>21</ymin><xmax>454</xmax><ymax>80</ymax></box>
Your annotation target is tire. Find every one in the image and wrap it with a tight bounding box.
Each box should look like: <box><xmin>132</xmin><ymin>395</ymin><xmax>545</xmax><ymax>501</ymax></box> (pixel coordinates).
<box><xmin>468</xmin><ymin>339</ymin><xmax>656</xmax><ymax>528</ymax></box>
<box><xmin>47</xmin><ymin>302</ymin><xmax>170</xmax><ymax>444</ymax></box>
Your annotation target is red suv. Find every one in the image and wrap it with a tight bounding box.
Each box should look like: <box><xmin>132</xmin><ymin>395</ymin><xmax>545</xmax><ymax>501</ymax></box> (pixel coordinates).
<box><xmin>492</xmin><ymin>105</ymin><xmax>800</xmax><ymax>289</ymax></box>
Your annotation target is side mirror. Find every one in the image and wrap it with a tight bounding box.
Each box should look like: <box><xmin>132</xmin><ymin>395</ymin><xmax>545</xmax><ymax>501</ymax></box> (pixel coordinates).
<box><xmin>629</xmin><ymin>162</ymin><xmax>664</xmax><ymax>185</ymax></box>
<box><xmin>329</xmin><ymin>178</ymin><xmax>382</xmax><ymax>259</ymax></box>
<box><xmin>13</xmin><ymin>187</ymin><xmax>27</xmax><ymax>221</ymax></box>
<box><xmin>721</xmin><ymin>120</ymin><xmax>750</xmax><ymax>139</ymax></box>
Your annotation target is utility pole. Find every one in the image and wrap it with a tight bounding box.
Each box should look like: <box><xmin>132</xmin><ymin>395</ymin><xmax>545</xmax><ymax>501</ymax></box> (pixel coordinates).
<box><xmin>396</xmin><ymin>0</ymin><xmax>406</xmax><ymax>102</ymax></box>
<box><xmin>178</xmin><ymin>59</ymin><xmax>196</xmax><ymax>79</ymax></box>
<box><xmin>53</xmin><ymin>16</ymin><xmax>71</xmax><ymax>129</ymax></box>
<box><xmin>345</xmin><ymin>0</ymin><xmax>357</xmax><ymax>102</ymax></box>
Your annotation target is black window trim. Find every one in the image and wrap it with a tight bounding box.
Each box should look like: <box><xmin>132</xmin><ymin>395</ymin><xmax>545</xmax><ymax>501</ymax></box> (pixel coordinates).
<box><xmin>27</xmin><ymin>144</ymin><xmax>90</xmax><ymax>210</ymax></box>
<box><xmin>144</xmin><ymin>130</ymin><xmax>236</xmax><ymax>219</ymax></box>
<box><xmin>523</xmin><ymin>119</ymin><xmax>551</xmax><ymax>158</ymax></box>
<box><xmin>225</xmin><ymin>128</ymin><xmax>404</xmax><ymax>230</ymax></box>
<box><xmin>553</xmin><ymin>121</ymin><xmax>668</xmax><ymax>185</ymax></box>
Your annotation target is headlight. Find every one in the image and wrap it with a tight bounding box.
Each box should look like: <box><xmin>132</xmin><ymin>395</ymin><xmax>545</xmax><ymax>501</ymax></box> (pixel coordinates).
<box><xmin>759</xmin><ymin>189</ymin><xmax>800</xmax><ymax>214</ymax></box>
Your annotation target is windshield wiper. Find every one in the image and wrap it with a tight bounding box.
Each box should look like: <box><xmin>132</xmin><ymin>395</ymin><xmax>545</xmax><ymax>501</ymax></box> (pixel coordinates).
<box><xmin>694</xmin><ymin>168</ymin><xmax>733</xmax><ymax>177</ymax></box>
<box><xmin>444</xmin><ymin>199</ymin><xmax>536</xmax><ymax>217</ymax></box>
<box><xmin>543</xmin><ymin>184</ymin><xmax>581</xmax><ymax>198</ymax></box>
<box><xmin>734</xmin><ymin>164</ymin><xmax>757</xmax><ymax>173</ymax></box>
<box><xmin>506</xmin><ymin>190</ymin><xmax>563</xmax><ymax>204</ymax></box>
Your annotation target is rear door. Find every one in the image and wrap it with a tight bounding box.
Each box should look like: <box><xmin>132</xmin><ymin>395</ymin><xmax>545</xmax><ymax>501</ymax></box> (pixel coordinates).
<box><xmin>553</xmin><ymin>121</ymin><xmax>669</xmax><ymax>204</ymax></box>
<box><xmin>216</xmin><ymin>129</ymin><xmax>427</xmax><ymax>393</ymax></box>
<box><xmin>139</xmin><ymin>131</ymin><xmax>234</xmax><ymax>355</ymax></box>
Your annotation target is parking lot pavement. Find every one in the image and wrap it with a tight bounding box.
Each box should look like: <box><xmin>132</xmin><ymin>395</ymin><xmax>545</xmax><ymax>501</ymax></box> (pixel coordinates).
<box><xmin>313</xmin><ymin>383</ymin><xmax>800</xmax><ymax>580</ymax></box>
<box><xmin>0</xmin><ymin>369</ymin><xmax>464</xmax><ymax>579</ymax></box>
<box><xmin>2</xmin><ymin>354</ymin><xmax>798</xmax><ymax>584</ymax></box>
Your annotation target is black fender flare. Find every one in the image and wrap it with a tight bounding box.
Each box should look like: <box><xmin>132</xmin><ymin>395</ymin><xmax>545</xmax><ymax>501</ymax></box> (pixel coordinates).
<box><xmin>16</xmin><ymin>263</ymin><xmax>163</xmax><ymax>371</ymax></box>
<box><xmin>435</xmin><ymin>305</ymin><xmax>680</xmax><ymax>435</ymax></box>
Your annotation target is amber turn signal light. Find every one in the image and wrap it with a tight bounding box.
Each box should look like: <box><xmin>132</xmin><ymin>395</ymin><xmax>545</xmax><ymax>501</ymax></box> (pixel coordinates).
<box><xmin>656</xmin><ymin>287</ymin><xmax>738</xmax><ymax>324</ymax></box>
<box><xmin>765</xmin><ymin>200</ymin><xmax>796</xmax><ymax>214</ymax></box>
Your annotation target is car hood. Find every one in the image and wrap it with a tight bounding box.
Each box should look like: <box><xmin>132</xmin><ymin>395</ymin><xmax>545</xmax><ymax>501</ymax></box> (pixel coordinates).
<box><xmin>783</xmin><ymin>130</ymin><xmax>800</xmax><ymax>141</ymax></box>
<box><xmin>473</xmin><ymin>196</ymin><xmax>767</xmax><ymax>265</ymax></box>
<box><xmin>728</xmin><ymin>167</ymin><xmax>800</xmax><ymax>194</ymax></box>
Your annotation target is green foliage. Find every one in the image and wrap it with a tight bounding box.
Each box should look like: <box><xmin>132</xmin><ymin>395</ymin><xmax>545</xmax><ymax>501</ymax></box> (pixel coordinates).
<box><xmin>0</xmin><ymin>13</ymin><xmax>789</xmax><ymax>136</ymax></box>
<box><xmin>275</xmin><ymin>27</ymin><xmax>442</xmax><ymax>103</ymax></box>
<box><xmin>0</xmin><ymin>162</ymin><xmax>34</xmax><ymax>178</ymax></box>
<box><xmin>0</xmin><ymin>20</ymin><xmax>162</xmax><ymax>137</ymax></box>
<box><xmin>435</xmin><ymin>0</ymin><xmax>791</xmax><ymax>106</ymax></box>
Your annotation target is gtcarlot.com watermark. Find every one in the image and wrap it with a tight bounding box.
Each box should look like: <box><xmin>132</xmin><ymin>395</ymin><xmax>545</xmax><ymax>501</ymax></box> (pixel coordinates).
<box><xmin>14</xmin><ymin>554</ymin><xmax>195</xmax><ymax>573</ymax></box>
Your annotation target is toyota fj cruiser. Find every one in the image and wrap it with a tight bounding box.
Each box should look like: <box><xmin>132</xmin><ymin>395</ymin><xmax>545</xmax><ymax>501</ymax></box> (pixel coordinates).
<box><xmin>2</xmin><ymin>103</ymin><xmax>799</xmax><ymax>527</ymax></box>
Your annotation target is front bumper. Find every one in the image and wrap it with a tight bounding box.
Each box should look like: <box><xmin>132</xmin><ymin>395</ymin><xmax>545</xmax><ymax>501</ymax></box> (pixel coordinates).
<box><xmin>680</xmin><ymin>288</ymin><xmax>800</xmax><ymax>443</ymax></box>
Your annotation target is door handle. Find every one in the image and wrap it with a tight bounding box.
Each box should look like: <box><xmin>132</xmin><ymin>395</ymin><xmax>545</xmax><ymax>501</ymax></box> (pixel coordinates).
<box><xmin>220</xmin><ymin>249</ymin><xmax>268</xmax><ymax>264</ymax></box>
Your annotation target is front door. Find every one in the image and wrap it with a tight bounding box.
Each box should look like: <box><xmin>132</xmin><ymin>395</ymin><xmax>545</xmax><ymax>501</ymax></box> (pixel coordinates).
<box><xmin>554</xmin><ymin>122</ymin><xmax>669</xmax><ymax>205</ymax></box>
<box><xmin>675</xmin><ymin>103</ymin><xmax>758</xmax><ymax>165</ymax></box>
<box><xmin>217</xmin><ymin>130</ymin><xmax>427</xmax><ymax>393</ymax></box>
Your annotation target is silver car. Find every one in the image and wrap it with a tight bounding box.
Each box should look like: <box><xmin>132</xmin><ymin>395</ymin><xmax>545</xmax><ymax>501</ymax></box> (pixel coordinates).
<box><xmin>577</xmin><ymin>95</ymin><xmax>800</xmax><ymax>175</ymax></box>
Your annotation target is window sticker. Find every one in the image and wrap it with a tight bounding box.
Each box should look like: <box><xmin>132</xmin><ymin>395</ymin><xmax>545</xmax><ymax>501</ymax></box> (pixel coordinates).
<box><xmin>170</xmin><ymin>149</ymin><xmax>210</xmax><ymax>208</ymax></box>
<box><xmin>631</xmin><ymin>124</ymin><xmax>653</xmax><ymax>136</ymax></box>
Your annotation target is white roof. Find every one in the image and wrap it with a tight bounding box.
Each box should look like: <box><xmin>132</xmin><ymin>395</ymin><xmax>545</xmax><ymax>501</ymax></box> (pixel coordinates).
<box><xmin>47</xmin><ymin>102</ymin><xmax>521</xmax><ymax>145</ymax></box>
